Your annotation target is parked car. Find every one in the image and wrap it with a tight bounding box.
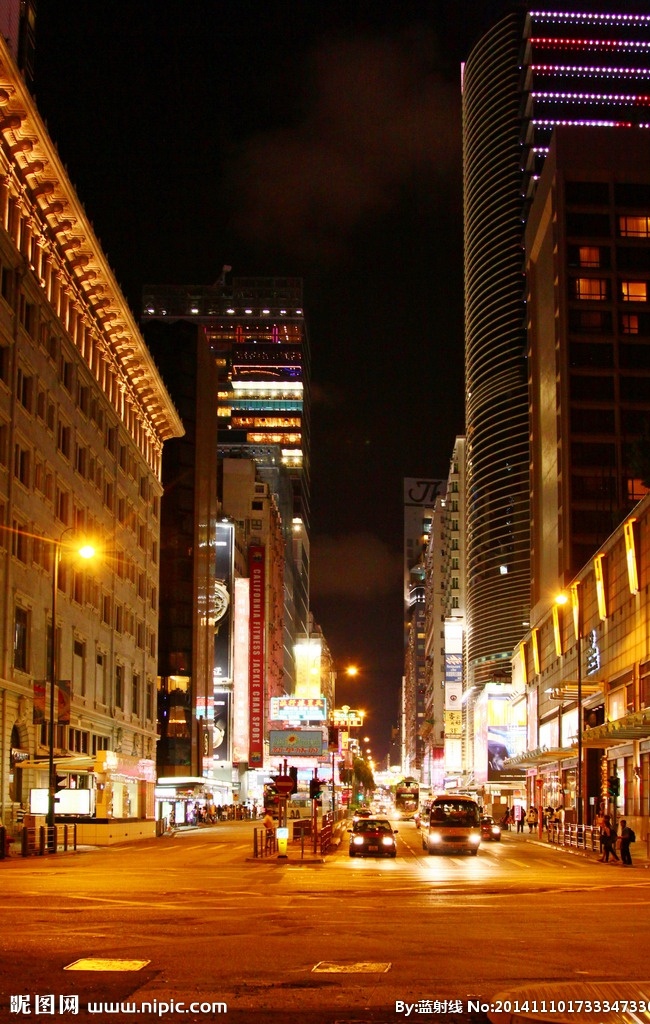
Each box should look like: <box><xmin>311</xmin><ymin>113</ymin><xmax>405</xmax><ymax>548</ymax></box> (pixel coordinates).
<box><xmin>348</xmin><ymin>818</ymin><xmax>398</xmax><ymax>857</ymax></box>
<box><xmin>480</xmin><ymin>815</ymin><xmax>502</xmax><ymax>842</ymax></box>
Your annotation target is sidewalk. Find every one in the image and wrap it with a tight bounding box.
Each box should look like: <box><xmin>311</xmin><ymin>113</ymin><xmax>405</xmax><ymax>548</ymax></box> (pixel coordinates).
<box><xmin>500</xmin><ymin>824</ymin><xmax>650</xmax><ymax>868</ymax></box>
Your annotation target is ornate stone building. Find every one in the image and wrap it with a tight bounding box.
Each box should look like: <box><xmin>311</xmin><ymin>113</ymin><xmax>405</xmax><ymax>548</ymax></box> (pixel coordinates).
<box><xmin>0</xmin><ymin>35</ymin><xmax>183</xmax><ymax>840</ymax></box>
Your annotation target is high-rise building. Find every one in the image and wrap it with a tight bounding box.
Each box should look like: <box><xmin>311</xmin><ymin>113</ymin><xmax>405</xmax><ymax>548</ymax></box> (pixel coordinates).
<box><xmin>463</xmin><ymin>6</ymin><xmax>650</xmax><ymax>693</ymax></box>
<box><xmin>142</xmin><ymin>275</ymin><xmax>311</xmax><ymax>692</ymax></box>
<box><xmin>527</xmin><ymin>126</ymin><xmax>650</xmax><ymax>622</ymax></box>
<box><xmin>139</xmin><ymin>319</ymin><xmax>220</xmax><ymax>793</ymax></box>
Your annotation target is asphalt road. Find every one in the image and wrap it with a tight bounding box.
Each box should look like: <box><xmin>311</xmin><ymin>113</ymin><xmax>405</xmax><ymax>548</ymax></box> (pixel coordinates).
<box><xmin>1</xmin><ymin>820</ymin><xmax>649</xmax><ymax>1024</ymax></box>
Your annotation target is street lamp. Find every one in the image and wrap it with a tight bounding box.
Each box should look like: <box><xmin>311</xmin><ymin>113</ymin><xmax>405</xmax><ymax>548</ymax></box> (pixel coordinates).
<box><xmin>556</xmin><ymin>586</ymin><xmax>583</xmax><ymax>826</ymax></box>
<box><xmin>47</xmin><ymin>531</ymin><xmax>95</xmax><ymax>845</ymax></box>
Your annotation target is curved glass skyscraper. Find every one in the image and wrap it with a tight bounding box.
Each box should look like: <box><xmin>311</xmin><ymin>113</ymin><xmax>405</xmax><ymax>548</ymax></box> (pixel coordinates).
<box><xmin>463</xmin><ymin>12</ymin><xmax>531</xmax><ymax>687</ymax></box>
<box><xmin>462</xmin><ymin>6</ymin><xmax>650</xmax><ymax>691</ymax></box>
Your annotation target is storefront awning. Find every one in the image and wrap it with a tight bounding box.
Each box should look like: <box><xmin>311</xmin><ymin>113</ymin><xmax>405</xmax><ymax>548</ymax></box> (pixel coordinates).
<box><xmin>581</xmin><ymin>708</ymin><xmax>650</xmax><ymax>746</ymax></box>
<box><xmin>505</xmin><ymin>745</ymin><xmax>576</xmax><ymax>767</ymax></box>
<box><xmin>16</xmin><ymin>755</ymin><xmax>95</xmax><ymax>771</ymax></box>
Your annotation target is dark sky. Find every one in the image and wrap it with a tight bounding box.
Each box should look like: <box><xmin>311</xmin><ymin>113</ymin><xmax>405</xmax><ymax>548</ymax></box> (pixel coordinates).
<box><xmin>32</xmin><ymin>1</ymin><xmax>514</xmax><ymax>760</ymax></box>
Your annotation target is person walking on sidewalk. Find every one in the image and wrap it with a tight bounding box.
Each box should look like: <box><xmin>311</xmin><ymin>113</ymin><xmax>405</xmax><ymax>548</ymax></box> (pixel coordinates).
<box><xmin>526</xmin><ymin>806</ymin><xmax>538</xmax><ymax>833</ymax></box>
<box><xmin>619</xmin><ymin>819</ymin><xmax>634</xmax><ymax>866</ymax></box>
<box><xmin>600</xmin><ymin>815</ymin><xmax>619</xmax><ymax>862</ymax></box>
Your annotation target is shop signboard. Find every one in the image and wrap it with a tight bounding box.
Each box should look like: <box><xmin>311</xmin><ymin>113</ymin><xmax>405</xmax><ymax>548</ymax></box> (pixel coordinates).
<box><xmin>268</xmin><ymin>730</ymin><xmax>324</xmax><ymax>757</ymax></box>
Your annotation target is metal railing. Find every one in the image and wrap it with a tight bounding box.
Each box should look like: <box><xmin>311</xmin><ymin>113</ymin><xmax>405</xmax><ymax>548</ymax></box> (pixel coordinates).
<box><xmin>2</xmin><ymin>823</ymin><xmax>71</xmax><ymax>858</ymax></box>
<box><xmin>547</xmin><ymin>823</ymin><xmax>600</xmax><ymax>853</ymax></box>
<box><xmin>252</xmin><ymin>827</ymin><xmax>277</xmax><ymax>858</ymax></box>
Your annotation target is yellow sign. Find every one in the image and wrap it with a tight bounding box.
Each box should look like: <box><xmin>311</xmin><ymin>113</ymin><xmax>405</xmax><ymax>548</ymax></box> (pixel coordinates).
<box><xmin>445</xmin><ymin>710</ymin><xmax>462</xmax><ymax>737</ymax></box>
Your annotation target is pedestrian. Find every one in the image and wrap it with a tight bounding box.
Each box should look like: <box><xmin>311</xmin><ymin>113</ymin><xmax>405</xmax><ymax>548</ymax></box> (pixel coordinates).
<box><xmin>595</xmin><ymin>805</ymin><xmax>607</xmax><ymax>857</ymax></box>
<box><xmin>619</xmin><ymin>819</ymin><xmax>634</xmax><ymax>866</ymax></box>
<box><xmin>600</xmin><ymin>815</ymin><xmax>619</xmax><ymax>862</ymax></box>
<box><xmin>526</xmin><ymin>806</ymin><xmax>538</xmax><ymax>833</ymax></box>
<box><xmin>500</xmin><ymin>807</ymin><xmax>510</xmax><ymax>830</ymax></box>
<box><xmin>262</xmin><ymin>809</ymin><xmax>275</xmax><ymax>853</ymax></box>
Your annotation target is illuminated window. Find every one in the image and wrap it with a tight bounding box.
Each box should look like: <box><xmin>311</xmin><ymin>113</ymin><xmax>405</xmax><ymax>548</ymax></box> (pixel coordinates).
<box><xmin>621</xmin><ymin>281</ymin><xmax>648</xmax><ymax>303</ymax></box>
<box><xmin>619</xmin><ymin>215</ymin><xmax>650</xmax><ymax>238</ymax></box>
<box><xmin>578</xmin><ymin>246</ymin><xmax>601</xmax><ymax>268</ymax></box>
<box><xmin>621</xmin><ymin>313</ymin><xmax>639</xmax><ymax>334</ymax></box>
<box><xmin>573</xmin><ymin>277</ymin><xmax>608</xmax><ymax>301</ymax></box>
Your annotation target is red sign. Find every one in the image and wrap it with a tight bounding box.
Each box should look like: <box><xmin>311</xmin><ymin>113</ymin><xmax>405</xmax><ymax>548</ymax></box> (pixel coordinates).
<box><xmin>248</xmin><ymin>546</ymin><xmax>265</xmax><ymax>768</ymax></box>
<box><xmin>273</xmin><ymin>775</ymin><xmax>295</xmax><ymax>793</ymax></box>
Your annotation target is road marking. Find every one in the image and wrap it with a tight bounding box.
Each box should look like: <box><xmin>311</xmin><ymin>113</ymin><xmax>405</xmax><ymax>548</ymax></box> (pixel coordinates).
<box><xmin>312</xmin><ymin>961</ymin><xmax>391</xmax><ymax>973</ymax></box>
<box><xmin>64</xmin><ymin>958</ymin><xmax>150</xmax><ymax>972</ymax></box>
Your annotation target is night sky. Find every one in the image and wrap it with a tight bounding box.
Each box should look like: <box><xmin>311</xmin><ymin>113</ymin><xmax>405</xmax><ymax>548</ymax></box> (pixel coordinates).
<box><xmin>32</xmin><ymin>1</ymin><xmax>515</xmax><ymax>760</ymax></box>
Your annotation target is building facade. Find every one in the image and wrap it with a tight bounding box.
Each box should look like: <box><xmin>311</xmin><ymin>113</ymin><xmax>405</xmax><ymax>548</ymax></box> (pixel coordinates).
<box><xmin>142</xmin><ymin>276</ymin><xmax>311</xmax><ymax>693</ymax></box>
<box><xmin>463</xmin><ymin>6</ymin><xmax>650</xmax><ymax>695</ymax></box>
<box><xmin>0</xmin><ymin>35</ymin><xmax>183</xmax><ymax>838</ymax></box>
<box><xmin>528</xmin><ymin>126</ymin><xmax>650</xmax><ymax>621</ymax></box>
<box><xmin>513</xmin><ymin>489</ymin><xmax>650</xmax><ymax>839</ymax></box>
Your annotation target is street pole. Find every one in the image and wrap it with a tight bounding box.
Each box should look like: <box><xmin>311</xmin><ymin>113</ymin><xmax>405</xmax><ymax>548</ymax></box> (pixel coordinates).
<box><xmin>577</xmin><ymin>622</ymin><xmax>583</xmax><ymax>828</ymax></box>
<box><xmin>47</xmin><ymin>539</ymin><xmax>61</xmax><ymax>849</ymax></box>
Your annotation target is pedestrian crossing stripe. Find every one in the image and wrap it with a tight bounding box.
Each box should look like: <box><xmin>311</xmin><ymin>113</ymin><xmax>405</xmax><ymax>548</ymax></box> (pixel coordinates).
<box><xmin>64</xmin><ymin>958</ymin><xmax>150</xmax><ymax>972</ymax></box>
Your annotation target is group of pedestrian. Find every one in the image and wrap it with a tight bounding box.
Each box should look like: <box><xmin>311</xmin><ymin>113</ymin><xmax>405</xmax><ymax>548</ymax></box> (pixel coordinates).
<box><xmin>596</xmin><ymin>807</ymin><xmax>635</xmax><ymax>866</ymax></box>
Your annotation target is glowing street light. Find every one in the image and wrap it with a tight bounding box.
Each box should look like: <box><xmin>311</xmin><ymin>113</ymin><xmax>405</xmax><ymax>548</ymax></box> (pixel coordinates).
<box><xmin>47</xmin><ymin>531</ymin><xmax>96</xmax><ymax>844</ymax></box>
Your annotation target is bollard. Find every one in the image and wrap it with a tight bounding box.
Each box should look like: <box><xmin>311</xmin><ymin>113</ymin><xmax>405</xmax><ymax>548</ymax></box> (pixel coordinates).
<box><xmin>39</xmin><ymin>826</ymin><xmax>45</xmax><ymax>856</ymax></box>
<box><xmin>63</xmin><ymin>824</ymin><xmax>68</xmax><ymax>852</ymax></box>
<box><xmin>0</xmin><ymin>825</ymin><xmax>5</xmax><ymax>860</ymax></box>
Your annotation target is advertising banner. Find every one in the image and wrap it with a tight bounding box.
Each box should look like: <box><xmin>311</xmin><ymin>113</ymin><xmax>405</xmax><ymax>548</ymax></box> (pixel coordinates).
<box><xmin>248</xmin><ymin>545</ymin><xmax>265</xmax><ymax>768</ymax></box>
<box><xmin>214</xmin><ymin>521</ymin><xmax>234</xmax><ymax>683</ymax></box>
<box><xmin>57</xmin><ymin>679</ymin><xmax>71</xmax><ymax>725</ymax></box>
<box><xmin>270</xmin><ymin>696</ymin><xmax>327</xmax><ymax>722</ymax></box>
<box><xmin>232</xmin><ymin>578</ymin><xmax>250</xmax><ymax>763</ymax></box>
<box><xmin>33</xmin><ymin>679</ymin><xmax>46</xmax><ymax>724</ymax></box>
<box><xmin>213</xmin><ymin>691</ymin><xmax>231</xmax><ymax>761</ymax></box>
<box><xmin>268</xmin><ymin>730</ymin><xmax>324</xmax><ymax>757</ymax></box>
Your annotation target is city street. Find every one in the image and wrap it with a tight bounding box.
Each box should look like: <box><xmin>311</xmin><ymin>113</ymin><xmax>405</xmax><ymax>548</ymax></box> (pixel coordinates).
<box><xmin>1</xmin><ymin>821</ymin><xmax>649</xmax><ymax>1024</ymax></box>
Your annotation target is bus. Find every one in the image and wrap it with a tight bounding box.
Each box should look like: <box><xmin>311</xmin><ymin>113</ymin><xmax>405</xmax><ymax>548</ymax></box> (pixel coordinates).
<box><xmin>394</xmin><ymin>777</ymin><xmax>419</xmax><ymax>820</ymax></box>
<box><xmin>421</xmin><ymin>794</ymin><xmax>482</xmax><ymax>855</ymax></box>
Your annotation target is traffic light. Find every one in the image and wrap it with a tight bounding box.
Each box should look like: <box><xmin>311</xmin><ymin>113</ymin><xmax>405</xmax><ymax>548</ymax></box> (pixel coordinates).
<box><xmin>289</xmin><ymin>766</ymin><xmax>298</xmax><ymax>795</ymax></box>
<box><xmin>309</xmin><ymin>778</ymin><xmax>322</xmax><ymax>800</ymax></box>
<box><xmin>54</xmin><ymin>773</ymin><xmax>68</xmax><ymax>805</ymax></box>
<box><xmin>608</xmin><ymin>776</ymin><xmax>620</xmax><ymax>798</ymax></box>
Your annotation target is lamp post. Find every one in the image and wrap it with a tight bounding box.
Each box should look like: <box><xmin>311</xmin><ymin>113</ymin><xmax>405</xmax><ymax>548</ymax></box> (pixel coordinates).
<box><xmin>47</xmin><ymin>532</ymin><xmax>95</xmax><ymax>846</ymax></box>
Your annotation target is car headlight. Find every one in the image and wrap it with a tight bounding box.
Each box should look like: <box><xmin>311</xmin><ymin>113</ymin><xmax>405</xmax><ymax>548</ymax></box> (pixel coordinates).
<box><xmin>469</xmin><ymin>833</ymin><xmax>481</xmax><ymax>845</ymax></box>
<box><xmin>381</xmin><ymin>836</ymin><xmax>395</xmax><ymax>846</ymax></box>
<box><xmin>429</xmin><ymin>832</ymin><xmax>442</xmax><ymax>844</ymax></box>
<box><xmin>352</xmin><ymin>836</ymin><xmax>364</xmax><ymax>845</ymax></box>
<box><xmin>492</xmin><ymin>827</ymin><xmax>500</xmax><ymax>836</ymax></box>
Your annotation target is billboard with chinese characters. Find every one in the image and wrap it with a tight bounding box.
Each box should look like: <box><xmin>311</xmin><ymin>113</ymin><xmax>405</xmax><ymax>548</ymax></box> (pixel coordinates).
<box><xmin>268</xmin><ymin>730</ymin><xmax>324</xmax><ymax>757</ymax></box>
<box><xmin>270</xmin><ymin>696</ymin><xmax>327</xmax><ymax>722</ymax></box>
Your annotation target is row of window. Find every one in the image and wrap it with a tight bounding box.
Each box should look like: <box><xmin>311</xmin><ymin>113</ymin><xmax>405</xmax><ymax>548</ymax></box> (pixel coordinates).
<box><xmin>1</xmin><ymin>346</ymin><xmax>159</xmax><ymax>508</ymax></box>
<box><xmin>0</xmin><ymin>246</ymin><xmax>160</xmax><ymax>476</ymax></box>
<box><xmin>13</xmin><ymin>605</ymin><xmax>155</xmax><ymax>718</ymax></box>
<box><xmin>569</xmin><ymin>310</ymin><xmax>650</xmax><ymax>336</ymax></box>
<box><xmin>569</xmin><ymin>340</ymin><xmax>650</xmax><ymax>373</ymax></box>
<box><xmin>571</xmin><ymin>278</ymin><xmax>649</xmax><ymax>303</ymax></box>
<box><xmin>569</xmin><ymin>244</ymin><xmax>650</xmax><ymax>270</ymax></box>
<box><xmin>37</xmin><ymin>723</ymin><xmax>111</xmax><ymax>757</ymax></box>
